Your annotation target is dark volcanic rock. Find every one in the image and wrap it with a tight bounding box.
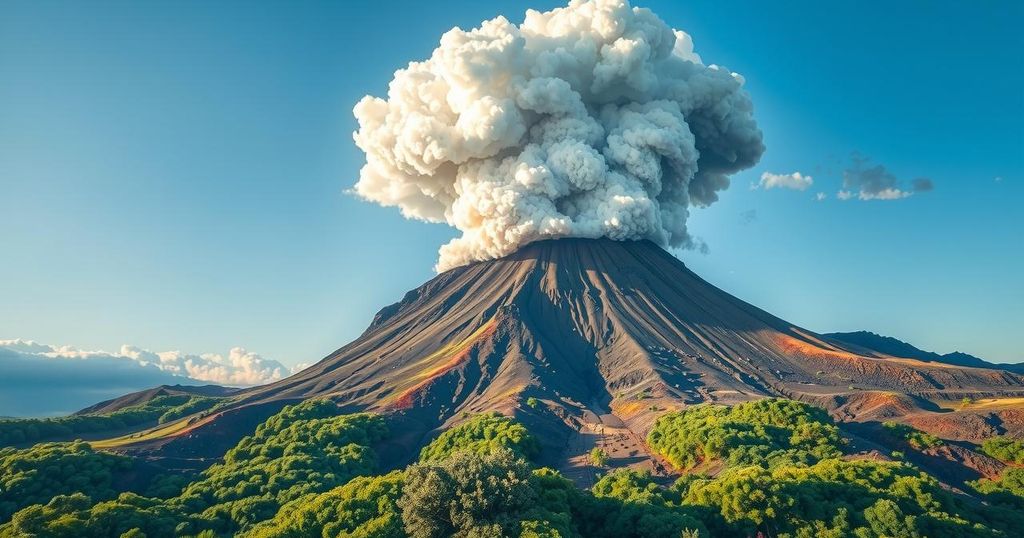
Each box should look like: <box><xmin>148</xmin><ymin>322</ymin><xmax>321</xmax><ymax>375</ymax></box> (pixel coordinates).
<box><xmin>118</xmin><ymin>239</ymin><xmax>1024</xmax><ymax>466</ymax></box>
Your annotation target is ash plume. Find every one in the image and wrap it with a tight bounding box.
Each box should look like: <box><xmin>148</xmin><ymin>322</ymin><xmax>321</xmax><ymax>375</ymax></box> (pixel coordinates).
<box><xmin>352</xmin><ymin>0</ymin><xmax>764</xmax><ymax>271</ymax></box>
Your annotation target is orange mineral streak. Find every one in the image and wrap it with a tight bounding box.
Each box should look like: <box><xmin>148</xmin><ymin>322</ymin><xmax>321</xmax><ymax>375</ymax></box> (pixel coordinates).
<box><xmin>772</xmin><ymin>332</ymin><xmax>864</xmax><ymax>361</ymax></box>
<box><xmin>393</xmin><ymin>317</ymin><xmax>499</xmax><ymax>409</ymax></box>
<box><xmin>772</xmin><ymin>332</ymin><xmax>964</xmax><ymax>370</ymax></box>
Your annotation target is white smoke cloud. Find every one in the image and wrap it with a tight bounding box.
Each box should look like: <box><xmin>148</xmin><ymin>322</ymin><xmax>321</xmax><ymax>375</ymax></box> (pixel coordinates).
<box><xmin>0</xmin><ymin>338</ymin><xmax>296</xmax><ymax>386</ymax></box>
<box><xmin>755</xmin><ymin>171</ymin><xmax>813</xmax><ymax>191</ymax></box>
<box><xmin>352</xmin><ymin>0</ymin><xmax>764</xmax><ymax>271</ymax></box>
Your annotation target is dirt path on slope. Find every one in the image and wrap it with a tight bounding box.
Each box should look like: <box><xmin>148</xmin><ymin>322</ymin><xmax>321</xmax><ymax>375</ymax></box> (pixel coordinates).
<box><xmin>557</xmin><ymin>403</ymin><xmax>675</xmax><ymax>488</ymax></box>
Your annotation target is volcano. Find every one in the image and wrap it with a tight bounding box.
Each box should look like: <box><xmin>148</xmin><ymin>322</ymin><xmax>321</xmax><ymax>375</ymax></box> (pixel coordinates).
<box><xmin>131</xmin><ymin>239</ymin><xmax>1024</xmax><ymax>470</ymax></box>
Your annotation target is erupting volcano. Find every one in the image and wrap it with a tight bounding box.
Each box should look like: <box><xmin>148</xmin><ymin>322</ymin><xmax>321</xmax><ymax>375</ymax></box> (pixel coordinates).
<box><xmin>140</xmin><ymin>238</ymin><xmax>1024</xmax><ymax>470</ymax></box>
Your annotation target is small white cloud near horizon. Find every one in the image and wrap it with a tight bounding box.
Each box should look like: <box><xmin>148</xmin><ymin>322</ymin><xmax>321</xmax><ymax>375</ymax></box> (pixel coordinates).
<box><xmin>754</xmin><ymin>171</ymin><xmax>814</xmax><ymax>191</ymax></box>
<box><xmin>837</xmin><ymin>190</ymin><xmax>853</xmax><ymax>201</ymax></box>
<box><xmin>815</xmin><ymin>192</ymin><xmax>827</xmax><ymax>202</ymax></box>
<box><xmin>0</xmin><ymin>338</ymin><xmax>300</xmax><ymax>386</ymax></box>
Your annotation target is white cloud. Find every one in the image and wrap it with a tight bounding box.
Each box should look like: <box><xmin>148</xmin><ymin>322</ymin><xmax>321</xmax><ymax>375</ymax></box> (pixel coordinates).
<box><xmin>815</xmin><ymin>192</ymin><xmax>827</xmax><ymax>202</ymax></box>
<box><xmin>0</xmin><ymin>338</ymin><xmax>297</xmax><ymax>387</ymax></box>
<box><xmin>755</xmin><ymin>171</ymin><xmax>814</xmax><ymax>191</ymax></box>
<box><xmin>857</xmin><ymin>188</ymin><xmax>911</xmax><ymax>201</ymax></box>
<box><xmin>837</xmin><ymin>190</ymin><xmax>853</xmax><ymax>201</ymax></box>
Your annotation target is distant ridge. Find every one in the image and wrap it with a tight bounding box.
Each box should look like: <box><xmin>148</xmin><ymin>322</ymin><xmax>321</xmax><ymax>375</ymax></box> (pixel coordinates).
<box><xmin>823</xmin><ymin>331</ymin><xmax>1024</xmax><ymax>374</ymax></box>
<box><xmin>75</xmin><ymin>384</ymin><xmax>238</xmax><ymax>415</ymax></box>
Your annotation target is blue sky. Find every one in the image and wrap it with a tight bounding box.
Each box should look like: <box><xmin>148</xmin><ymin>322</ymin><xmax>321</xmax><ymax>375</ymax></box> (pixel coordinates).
<box><xmin>2</xmin><ymin>0</ymin><xmax>1022</xmax><ymax>367</ymax></box>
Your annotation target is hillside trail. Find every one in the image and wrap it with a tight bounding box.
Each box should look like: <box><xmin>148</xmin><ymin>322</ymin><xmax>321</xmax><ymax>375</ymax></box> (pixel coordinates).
<box><xmin>556</xmin><ymin>400</ymin><xmax>673</xmax><ymax>488</ymax></box>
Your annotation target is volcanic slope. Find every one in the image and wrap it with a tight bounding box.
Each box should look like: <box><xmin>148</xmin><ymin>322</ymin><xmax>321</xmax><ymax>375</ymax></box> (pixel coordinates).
<box><xmin>223</xmin><ymin>240</ymin><xmax>1020</xmax><ymax>447</ymax></box>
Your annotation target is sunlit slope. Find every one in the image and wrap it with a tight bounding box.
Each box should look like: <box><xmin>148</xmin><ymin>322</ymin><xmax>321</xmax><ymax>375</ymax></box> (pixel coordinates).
<box><xmin>233</xmin><ymin>238</ymin><xmax>1024</xmax><ymax>423</ymax></box>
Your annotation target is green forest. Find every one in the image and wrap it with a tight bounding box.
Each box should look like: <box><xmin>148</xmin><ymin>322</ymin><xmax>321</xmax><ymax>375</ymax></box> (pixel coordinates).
<box><xmin>1</xmin><ymin>398</ymin><xmax>1022</xmax><ymax>537</ymax></box>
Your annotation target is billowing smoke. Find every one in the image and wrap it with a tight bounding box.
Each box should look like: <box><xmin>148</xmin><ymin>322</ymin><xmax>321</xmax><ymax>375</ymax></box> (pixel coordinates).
<box><xmin>352</xmin><ymin>0</ymin><xmax>764</xmax><ymax>271</ymax></box>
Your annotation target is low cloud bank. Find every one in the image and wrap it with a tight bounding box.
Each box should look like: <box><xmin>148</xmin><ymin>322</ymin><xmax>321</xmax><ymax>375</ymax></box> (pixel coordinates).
<box><xmin>0</xmin><ymin>339</ymin><xmax>300</xmax><ymax>417</ymax></box>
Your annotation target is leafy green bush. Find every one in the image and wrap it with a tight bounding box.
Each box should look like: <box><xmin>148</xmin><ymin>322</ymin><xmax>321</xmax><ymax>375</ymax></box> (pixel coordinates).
<box><xmin>970</xmin><ymin>468</ymin><xmax>1024</xmax><ymax>504</ymax></box>
<box><xmin>882</xmin><ymin>421</ymin><xmax>943</xmax><ymax>450</ymax></box>
<box><xmin>0</xmin><ymin>441</ymin><xmax>134</xmax><ymax>521</ymax></box>
<box><xmin>401</xmin><ymin>449</ymin><xmax>571</xmax><ymax>538</ymax></box>
<box><xmin>980</xmin><ymin>437</ymin><xmax>1024</xmax><ymax>464</ymax></box>
<box><xmin>647</xmin><ymin>399</ymin><xmax>843</xmax><ymax>470</ymax></box>
<box><xmin>418</xmin><ymin>412</ymin><xmax>539</xmax><ymax>463</ymax></box>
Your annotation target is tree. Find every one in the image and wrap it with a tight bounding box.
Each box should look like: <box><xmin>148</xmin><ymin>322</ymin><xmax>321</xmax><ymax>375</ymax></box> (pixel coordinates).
<box><xmin>863</xmin><ymin>499</ymin><xmax>920</xmax><ymax>538</ymax></box>
<box><xmin>590</xmin><ymin>448</ymin><xmax>609</xmax><ymax>467</ymax></box>
<box><xmin>400</xmin><ymin>449</ymin><xmax>568</xmax><ymax>538</ymax></box>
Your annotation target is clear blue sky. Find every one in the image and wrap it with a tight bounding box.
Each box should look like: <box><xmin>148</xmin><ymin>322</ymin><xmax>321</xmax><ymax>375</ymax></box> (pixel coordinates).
<box><xmin>2</xmin><ymin>0</ymin><xmax>1021</xmax><ymax>366</ymax></box>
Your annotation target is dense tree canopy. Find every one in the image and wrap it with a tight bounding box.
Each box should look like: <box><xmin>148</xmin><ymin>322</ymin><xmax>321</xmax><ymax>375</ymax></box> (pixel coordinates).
<box><xmin>679</xmin><ymin>458</ymin><xmax>1020</xmax><ymax>537</ymax></box>
<box><xmin>0</xmin><ymin>441</ymin><xmax>134</xmax><ymax>521</ymax></box>
<box><xmin>3</xmin><ymin>398</ymin><xmax>1024</xmax><ymax>538</ymax></box>
<box><xmin>171</xmin><ymin>401</ymin><xmax>387</xmax><ymax>535</ymax></box>
<box><xmin>242</xmin><ymin>471</ymin><xmax>405</xmax><ymax>538</ymax></box>
<box><xmin>0</xmin><ymin>400</ymin><xmax>388</xmax><ymax>537</ymax></box>
<box><xmin>647</xmin><ymin>399</ymin><xmax>843</xmax><ymax>470</ymax></box>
